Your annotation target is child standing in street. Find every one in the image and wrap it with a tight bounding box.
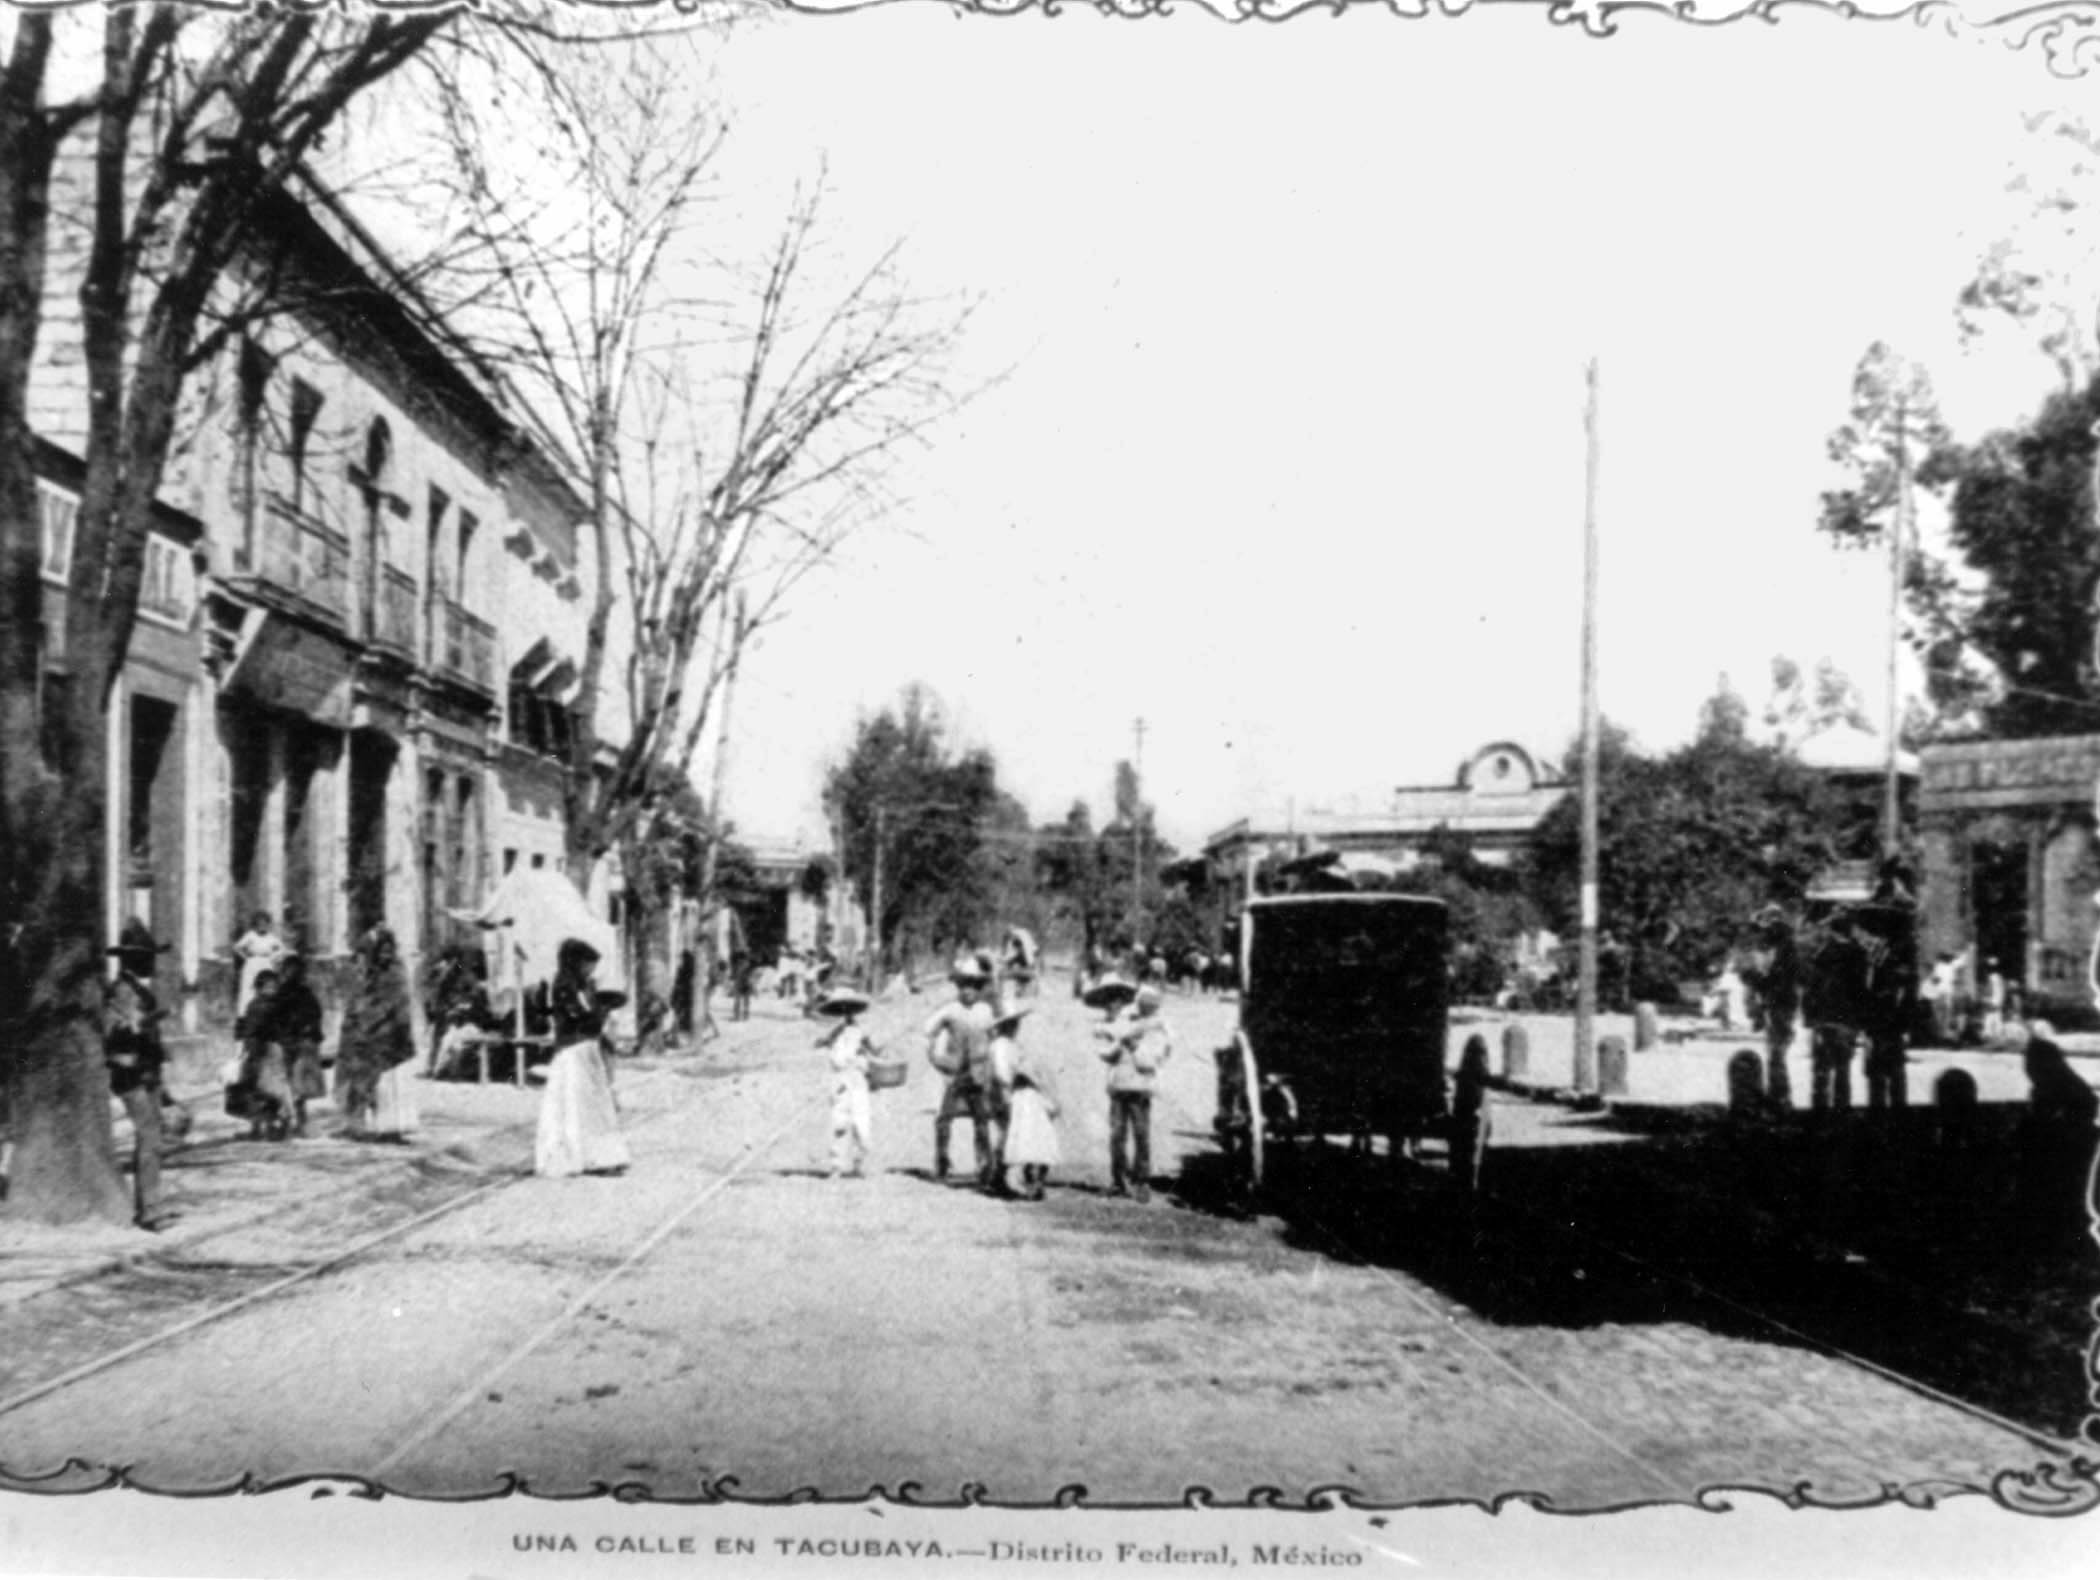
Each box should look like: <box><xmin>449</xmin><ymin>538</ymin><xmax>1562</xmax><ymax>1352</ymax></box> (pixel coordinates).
<box><xmin>1087</xmin><ymin>976</ymin><xmax>1172</xmax><ymax>1201</ymax></box>
<box><xmin>995</xmin><ymin>1008</ymin><xmax>1062</xmax><ymax>1201</ymax></box>
<box><xmin>819</xmin><ymin>989</ymin><xmax>880</xmax><ymax>1179</ymax></box>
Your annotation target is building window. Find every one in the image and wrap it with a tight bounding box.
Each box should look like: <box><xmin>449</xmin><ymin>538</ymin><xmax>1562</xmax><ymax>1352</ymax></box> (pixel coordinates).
<box><xmin>531</xmin><ymin>853</ymin><xmax>546</xmax><ymax>871</ymax></box>
<box><xmin>139</xmin><ymin>535</ymin><xmax>195</xmax><ymax>625</ymax></box>
<box><xmin>504</xmin><ymin>848</ymin><xmax>518</xmax><ymax>876</ymax></box>
<box><xmin>458</xmin><ymin>511</ymin><xmax>479</xmax><ymax>606</ymax></box>
<box><xmin>38</xmin><ymin>481</ymin><xmax>77</xmax><ymax>582</ymax></box>
<box><xmin>287</xmin><ymin>379</ymin><xmax>323</xmax><ymax>515</ymax></box>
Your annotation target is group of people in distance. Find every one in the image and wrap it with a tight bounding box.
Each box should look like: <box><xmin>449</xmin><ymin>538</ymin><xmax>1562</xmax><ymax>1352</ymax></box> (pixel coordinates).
<box><xmin>813</xmin><ymin>951</ymin><xmax>1174</xmax><ymax>1200</ymax></box>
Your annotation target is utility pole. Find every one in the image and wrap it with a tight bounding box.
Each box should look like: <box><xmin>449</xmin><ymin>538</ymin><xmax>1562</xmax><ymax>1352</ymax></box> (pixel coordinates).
<box><xmin>1885</xmin><ymin>396</ymin><xmax>1909</xmax><ymax>861</ymax></box>
<box><xmin>692</xmin><ymin>592</ymin><xmax>749</xmax><ymax>1044</ymax></box>
<box><xmin>867</xmin><ymin>804</ymin><xmax>886</xmax><ymax>992</ymax></box>
<box><xmin>1131</xmin><ymin>717</ymin><xmax>1147</xmax><ymax>948</ymax></box>
<box><xmin>1575</xmin><ymin>358</ymin><xmax>1602</xmax><ymax>1097</ymax></box>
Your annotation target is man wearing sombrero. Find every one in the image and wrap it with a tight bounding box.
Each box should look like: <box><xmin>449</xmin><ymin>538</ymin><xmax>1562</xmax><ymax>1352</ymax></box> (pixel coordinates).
<box><xmin>105</xmin><ymin>919</ymin><xmax>175</xmax><ymax>1231</ymax></box>
<box><xmin>924</xmin><ymin>956</ymin><xmax>997</xmax><ymax>1183</ymax></box>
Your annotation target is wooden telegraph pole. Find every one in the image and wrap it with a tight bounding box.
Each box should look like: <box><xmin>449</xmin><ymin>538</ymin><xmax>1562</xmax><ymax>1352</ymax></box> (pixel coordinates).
<box><xmin>1574</xmin><ymin>358</ymin><xmax>1602</xmax><ymax>1096</ymax></box>
<box><xmin>1884</xmin><ymin>397</ymin><xmax>1909</xmax><ymax>860</ymax></box>
<box><xmin>1132</xmin><ymin>717</ymin><xmax>1147</xmax><ymax>949</ymax></box>
<box><xmin>866</xmin><ymin>804</ymin><xmax>886</xmax><ymax>992</ymax></box>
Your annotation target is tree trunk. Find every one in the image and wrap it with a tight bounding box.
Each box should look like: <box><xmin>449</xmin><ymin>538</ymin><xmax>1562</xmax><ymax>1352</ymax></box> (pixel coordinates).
<box><xmin>0</xmin><ymin>30</ymin><xmax>127</xmax><ymax>1225</ymax></box>
<box><xmin>4</xmin><ymin>689</ymin><xmax>126</xmax><ymax>1224</ymax></box>
<box><xmin>625</xmin><ymin>876</ymin><xmax>656</xmax><ymax>1053</ymax></box>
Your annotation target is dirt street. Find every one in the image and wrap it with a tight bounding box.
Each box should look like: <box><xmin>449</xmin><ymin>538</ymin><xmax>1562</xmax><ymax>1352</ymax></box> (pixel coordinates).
<box><xmin>0</xmin><ymin>986</ymin><xmax>2079</xmax><ymax>1509</ymax></box>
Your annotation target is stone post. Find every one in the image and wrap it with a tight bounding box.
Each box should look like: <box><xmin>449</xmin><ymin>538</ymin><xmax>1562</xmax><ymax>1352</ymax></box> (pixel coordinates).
<box><xmin>1596</xmin><ymin>1034</ymin><xmax>1629</xmax><ymax>1098</ymax></box>
<box><xmin>1501</xmin><ymin>1022</ymin><xmax>1529</xmax><ymax>1084</ymax></box>
<box><xmin>1634</xmin><ymin>1001</ymin><xmax>1660</xmax><ymax>1051</ymax></box>
<box><xmin>1727</xmin><ymin>1049</ymin><xmax>1766</xmax><ymax>1117</ymax></box>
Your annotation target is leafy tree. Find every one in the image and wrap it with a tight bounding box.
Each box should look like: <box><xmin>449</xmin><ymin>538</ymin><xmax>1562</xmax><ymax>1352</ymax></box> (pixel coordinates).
<box><xmin>1527</xmin><ymin>704</ymin><xmax>1844</xmax><ymax>1004</ymax></box>
<box><xmin>1034</xmin><ymin>800</ymin><xmax>1112</xmax><ymax>957</ymax></box>
<box><xmin>1399</xmin><ymin>826</ymin><xmax>1543</xmax><ymax>1004</ymax></box>
<box><xmin>1819</xmin><ymin>341</ymin><xmax>1953</xmax><ymax>553</ymax></box>
<box><xmin>1763</xmin><ymin>655</ymin><xmax>1875</xmax><ymax>747</ymax></box>
<box><xmin>1958</xmin><ymin>111</ymin><xmax>2100</xmax><ymax>395</ymax></box>
<box><xmin>1928</xmin><ymin>378</ymin><xmax>2100</xmax><ymax>737</ymax></box>
<box><xmin>823</xmin><ymin>686</ymin><xmax>1007</xmax><ymax>977</ymax></box>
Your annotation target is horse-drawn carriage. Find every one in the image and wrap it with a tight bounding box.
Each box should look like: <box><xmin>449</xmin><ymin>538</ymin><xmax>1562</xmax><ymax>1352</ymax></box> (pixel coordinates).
<box><xmin>1214</xmin><ymin>893</ymin><xmax>1451</xmax><ymax>1191</ymax></box>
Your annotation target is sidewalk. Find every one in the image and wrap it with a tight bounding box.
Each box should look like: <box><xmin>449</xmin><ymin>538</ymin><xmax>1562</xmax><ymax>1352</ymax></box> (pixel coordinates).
<box><xmin>0</xmin><ymin>1069</ymin><xmax>551</xmax><ymax>1310</ymax></box>
<box><xmin>1448</xmin><ymin>1010</ymin><xmax>2075</xmax><ymax>1113</ymax></box>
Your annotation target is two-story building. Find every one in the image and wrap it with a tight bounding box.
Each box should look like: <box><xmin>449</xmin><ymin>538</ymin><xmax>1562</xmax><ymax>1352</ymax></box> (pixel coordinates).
<box><xmin>28</xmin><ymin>158</ymin><xmax>633</xmax><ymax>1044</ymax></box>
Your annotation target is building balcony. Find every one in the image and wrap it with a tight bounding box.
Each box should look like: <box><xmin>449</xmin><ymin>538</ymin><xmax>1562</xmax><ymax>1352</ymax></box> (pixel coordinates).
<box><xmin>255</xmin><ymin>495</ymin><xmax>350</xmax><ymax>616</ymax></box>
<box><xmin>439</xmin><ymin>599</ymin><xmax>497</xmax><ymax>695</ymax></box>
<box><xmin>371</xmin><ymin>564</ymin><xmax>418</xmax><ymax>656</ymax></box>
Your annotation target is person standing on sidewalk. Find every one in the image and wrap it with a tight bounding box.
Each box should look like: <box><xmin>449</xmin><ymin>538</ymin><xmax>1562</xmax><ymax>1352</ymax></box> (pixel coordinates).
<box><xmin>535</xmin><ymin>939</ymin><xmax>632</xmax><ymax>1178</ymax></box>
<box><xmin>924</xmin><ymin>959</ymin><xmax>997</xmax><ymax>1183</ymax></box>
<box><xmin>230</xmin><ymin>910</ymin><xmax>289</xmax><ymax>1019</ymax></box>
<box><xmin>336</xmin><ymin>926</ymin><xmax>420</xmax><ymax>1142</ymax></box>
<box><xmin>1743</xmin><ymin>905</ymin><xmax>1799</xmax><ymax>1108</ymax></box>
<box><xmin>1097</xmin><ymin>983</ymin><xmax>1173</xmax><ymax>1201</ymax></box>
<box><xmin>1804</xmin><ymin>909</ymin><xmax>1867</xmax><ymax>1113</ymax></box>
<box><xmin>1450</xmin><ymin>1034</ymin><xmax>1493</xmax><ymax>1193</ymax></box>
<box><xmin>274</xmin><ymin>953</ymin><xmax>327</xmax><ymax>1137</ymax></box>
<box><xmin>105</xmin><ymin>920</ymin><xmax>174</xmax><ymax>1231</ymax></box>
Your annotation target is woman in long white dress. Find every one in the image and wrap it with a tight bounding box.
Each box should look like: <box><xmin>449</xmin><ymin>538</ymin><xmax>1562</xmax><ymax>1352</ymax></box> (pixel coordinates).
<box><xmin>535</xmin><ymin>939</ymin><xmax>630</xmax><ymax>1178</ymax></box>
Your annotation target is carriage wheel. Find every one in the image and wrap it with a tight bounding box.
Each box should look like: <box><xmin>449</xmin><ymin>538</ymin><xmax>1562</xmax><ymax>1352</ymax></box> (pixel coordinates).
<box><xmin>1236</xmin><ymin>1029</ymin><xmax>1266</xmax><ymax>1195</ymax></box>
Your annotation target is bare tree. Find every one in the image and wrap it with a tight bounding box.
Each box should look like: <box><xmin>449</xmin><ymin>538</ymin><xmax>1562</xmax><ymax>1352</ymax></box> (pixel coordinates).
<box><xmin>0</xmin><ymin>7</ymin><xmax>460</xmax><ymax>1224</ymax></box>
<box><xmin>428</xmin><ymin>37</ymin><xmax>968</xmax><ymax>1023</ymax></box>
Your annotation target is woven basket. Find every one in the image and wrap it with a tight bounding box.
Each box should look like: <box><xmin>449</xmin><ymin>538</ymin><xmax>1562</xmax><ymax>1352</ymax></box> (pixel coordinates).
<box><xmin>866</xmin><ymin>1056</ymin><xmax>908</xmax><ymax>1090</ymax></box>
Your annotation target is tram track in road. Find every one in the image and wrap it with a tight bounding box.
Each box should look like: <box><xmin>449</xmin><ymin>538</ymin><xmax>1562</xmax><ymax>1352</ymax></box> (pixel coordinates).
<box><xmin>361</xmin><ymin>1106</ymin><xmax>804</xmax><ymax>1481</ymax></box>
<box><xmin>0</xmin><ymin>1061</ymin><xmax>718</xmax><ymax>1433</ymax></box>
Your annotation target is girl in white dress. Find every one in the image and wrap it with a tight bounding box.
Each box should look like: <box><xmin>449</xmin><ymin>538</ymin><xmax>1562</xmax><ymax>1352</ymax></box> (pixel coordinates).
<box><xmin>995</xmin><ymin>1008</ymin><xmax>1061</xmax><ymax>1200</ymax></box>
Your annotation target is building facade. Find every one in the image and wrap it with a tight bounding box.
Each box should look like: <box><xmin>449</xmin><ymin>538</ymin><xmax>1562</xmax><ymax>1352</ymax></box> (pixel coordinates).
<box><xmin>1916</xmin><ymin>735</ymin><xmax>2100</xmax><ymax>1020</ymax></box>
<box><xmin>1202</xmin><ymin>740</ymin><xmax>1570</xmax><ymax>904</ymax></box>
<box><xmin>28</xmin><ymin>164</ymin><xmax>630</xmax><ymax>1048</ymax></box>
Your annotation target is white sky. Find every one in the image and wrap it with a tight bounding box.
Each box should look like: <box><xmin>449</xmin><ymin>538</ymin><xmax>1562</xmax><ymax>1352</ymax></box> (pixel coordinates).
<box><xmin>661</xmin><ymin>6</ymin><xmax>2092</xmax><ymax>853</ymax></box>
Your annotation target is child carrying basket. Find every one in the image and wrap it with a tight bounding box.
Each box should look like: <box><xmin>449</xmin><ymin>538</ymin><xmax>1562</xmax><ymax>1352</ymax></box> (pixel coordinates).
<box><xmin>817</xmin><ymin>990</ymin><xmax>896</xmax><ymax>1178</ymax></box>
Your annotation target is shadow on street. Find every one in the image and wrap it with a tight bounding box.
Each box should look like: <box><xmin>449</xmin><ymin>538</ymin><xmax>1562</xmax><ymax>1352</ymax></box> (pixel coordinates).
<box><xmin>1166</xmin><ymin>1101</ymin><xmax>2100</xmax><ymax>1441</ymax></box>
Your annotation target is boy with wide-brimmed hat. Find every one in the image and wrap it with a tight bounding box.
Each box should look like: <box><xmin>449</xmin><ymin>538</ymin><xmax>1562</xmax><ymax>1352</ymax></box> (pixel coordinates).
<box><xmin>818</xmin><ymin>988</ymin><xmax>880</xmax><ymax>1178</ymax></box>
<box><xmin>105</xmin><ymin>919</ymin><xmax>175</xmax><ymax>1230</ymax></box>
<box><xmin>1094</xmin><ymin>981</ymin><xmax>1173</xmax><ymax>1201</ymax></box>
<box><xmin>924</xmin><ymin>956</ymin><xmax>997</xmax><ymax>1182</ymax></box>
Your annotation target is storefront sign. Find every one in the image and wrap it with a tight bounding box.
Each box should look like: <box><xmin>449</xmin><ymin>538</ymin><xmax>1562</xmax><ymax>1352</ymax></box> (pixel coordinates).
<box><xmin>1920</xmin><ymin>736</ymin><xmax>2100</xmax><ymax>810</ymax></box>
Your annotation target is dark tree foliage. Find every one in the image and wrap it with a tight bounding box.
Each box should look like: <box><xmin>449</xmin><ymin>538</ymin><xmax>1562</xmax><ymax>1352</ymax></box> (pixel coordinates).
<box><xmin>1392</xmin><ymin>828</ymin><xmax>1544</xmax><ymax>1004</ymax></box>
<box><xmin>1033</xmin><ymin>800</ymin><xmax>1112</xmax><ymax>955</ymax></box>
<box><xmin>823</xmin><ymin>685</ymin><xmax>1007</xmax><ymax>972</ymax></box>
<box><xmin>1932</xmin><ymin>377</ymin><xmax>2100</xmax><ymax>737</ymax></box>
<box><xmin>1526</xmin><ymin>713</ymin><xmax>1845</xmax><ymax>1004</ymax></box>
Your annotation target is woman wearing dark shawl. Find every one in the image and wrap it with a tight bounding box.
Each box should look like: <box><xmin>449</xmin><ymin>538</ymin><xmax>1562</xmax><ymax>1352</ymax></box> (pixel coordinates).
<box><xmin>534</xmin><ymin>938</ymin><xmax>631</xmax><ymax>1177</ymax></box>
<box><xmin>274</xmin><ymin>953</ymin><xmax>328</xmax><ymax>1137</ymax></box>
<box><xmin>336</xmin><ymin>926</ymin><xmax>420</xmax><ymax>1141</ymax></box>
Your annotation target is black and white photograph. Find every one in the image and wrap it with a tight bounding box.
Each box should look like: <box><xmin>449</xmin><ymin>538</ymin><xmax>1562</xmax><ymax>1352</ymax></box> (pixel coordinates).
<box><xmin>2</xmin><ymin>0</ymin><xmax>2099</xmax><ymax>1571</ymax></box>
